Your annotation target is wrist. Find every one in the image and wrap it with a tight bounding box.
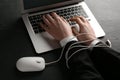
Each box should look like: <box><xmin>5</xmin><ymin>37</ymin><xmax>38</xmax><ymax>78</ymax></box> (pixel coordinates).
<box><xmin>77</xmin><ymin>35</ymin><xmax>96</xmax><ymax>46</ymax></box>
<box><xmin>60</xmin><ymin>36</ymin><xmax>78</xmax><ymax>47</ymax></box>
<box><xmin>89</xmin><ymin>39</ymin><xmax>101</xmax><ymax>47</ymax></box>
<box><xmin>78</xmin><ymin>38</ymin><xmax>96</xmax><ymax>46</ymax></box>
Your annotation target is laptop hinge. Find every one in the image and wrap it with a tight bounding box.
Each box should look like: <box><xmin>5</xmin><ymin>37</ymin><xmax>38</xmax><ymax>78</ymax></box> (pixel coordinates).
<box><xmin>28</xmin><ymin>2</ymin><xmax>80</xmax><ymax>14</ymax></box>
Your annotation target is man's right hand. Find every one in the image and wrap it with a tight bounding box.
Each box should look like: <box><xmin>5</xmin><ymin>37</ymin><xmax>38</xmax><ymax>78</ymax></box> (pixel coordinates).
<box><xmin>70</xmin><ymin>16</ymin><xmax>97</xmax><ymax>45</ymax></box>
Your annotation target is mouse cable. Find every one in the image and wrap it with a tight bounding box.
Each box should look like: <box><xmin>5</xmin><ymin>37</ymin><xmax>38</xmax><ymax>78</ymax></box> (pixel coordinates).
<box><xmin>45</xmin><ymin>33</ymin><xmax>111</xmax><ymax>67</ymax></box>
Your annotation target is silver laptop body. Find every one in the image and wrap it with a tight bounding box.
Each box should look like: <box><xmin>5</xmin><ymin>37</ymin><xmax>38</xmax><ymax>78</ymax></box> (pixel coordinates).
<box><xmin>21</xmin><ymin>0</ymin><xmax>105</xmax><ymax>54</ymax></box>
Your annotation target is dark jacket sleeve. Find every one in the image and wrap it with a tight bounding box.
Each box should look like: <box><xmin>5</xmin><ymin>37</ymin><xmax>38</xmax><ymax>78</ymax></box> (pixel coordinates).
<box><xmin>90</xmin><ymin>45</ymin><xmax>120</xmax><ymax>80</ymax></box>
<box><xmin>63</xmin><ymin>41</ymin><xmax>104</xmax><ymax>80</ymax></box>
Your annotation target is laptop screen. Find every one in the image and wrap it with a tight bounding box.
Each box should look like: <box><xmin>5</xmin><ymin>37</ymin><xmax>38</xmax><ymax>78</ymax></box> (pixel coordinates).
<box><xmin>23</xmin><ymin>0</ymin><xmax>71</xmax><ymax>10</ymax></box>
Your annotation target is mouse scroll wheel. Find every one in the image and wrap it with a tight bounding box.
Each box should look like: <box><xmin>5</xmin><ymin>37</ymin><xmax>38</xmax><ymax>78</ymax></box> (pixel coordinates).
<box><xmin>36</xmin><ymin>60</ymin><xmax>41</xmax><ymax>63</ymax></box>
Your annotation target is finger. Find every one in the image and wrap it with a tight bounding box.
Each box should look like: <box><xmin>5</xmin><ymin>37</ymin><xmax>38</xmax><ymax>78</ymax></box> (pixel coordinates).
<box><xmin>40</xmin><ymin>22</ymin><xmax>49</xmax><ymax>31</ymax></box>
<box><xmin>79</xmin><ymin>16</ymin><xmax>87</xmax><ymax>22</ymax></box>
<box><xmin>51</xmin><ymin>12</ymin><xmax>61</xmax><ymax>20</ymax></box>
<box><xmin>61</xmin><ymin>16</ymin><xmax>69</xmax><ymax>24</ymax></box>
<box><xmin>45</xmin><ymin>14</ymin><xmax>55</xmax><ymax>24</ymax></box>
<box><xmin>86</xmin><ymin>19</ymin><xmax>90</xmax><ymax>24</ymax></box>
<box><xmin>70</xmin><ymin>16</ymin><xmax>83</xmax><ymax>25</ymax></box>
<box><xmin>70</xmin><ymin>17</ymin><xmax>84</xmax><ymax>31</ymax></box>
<box><xmin>42</xmin><ymin>15</ymin><xmax>51</xmax><ymax>26</ymax></box>
<box><xmin>72</xmin><ymin>27</ymin><xmax>80</xmax><ymax>36</ymax></box>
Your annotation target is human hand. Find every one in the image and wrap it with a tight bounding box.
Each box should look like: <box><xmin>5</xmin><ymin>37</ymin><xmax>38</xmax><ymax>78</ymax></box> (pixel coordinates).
<box><xmin>70</xmin><ymin>16</ymin><xmax>96</xmax><ymax>45</ymax></box>
<box><xmin>40</xmin><ymin>12</ymin><xmax>74</xmax><ymax>41</ymax></box>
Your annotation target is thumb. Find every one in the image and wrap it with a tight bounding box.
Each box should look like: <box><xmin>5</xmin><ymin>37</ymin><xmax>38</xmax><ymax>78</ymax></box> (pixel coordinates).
<box><xmin>72</xmin><ymin>27</ymin><xmax>80</xmax><ymax>36</ymax></box>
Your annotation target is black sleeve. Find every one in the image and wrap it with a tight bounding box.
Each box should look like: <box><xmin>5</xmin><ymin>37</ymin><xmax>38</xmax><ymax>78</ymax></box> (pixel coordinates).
<box><xmin>90</xmin><ymin>45</ymin><xmax>120</xmax><ymax>80</ymax></box>
<box><xmin>63</xmin><ymin>41</ymin><xmax>104</xmax><ymax>80</ymax></box>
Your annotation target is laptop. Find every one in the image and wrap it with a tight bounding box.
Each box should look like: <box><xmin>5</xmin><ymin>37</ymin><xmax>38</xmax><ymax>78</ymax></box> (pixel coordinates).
<box><xmin>21</xmin><ymin>0</ymin><xmax>105</xmax><ymax>54</ymax></box>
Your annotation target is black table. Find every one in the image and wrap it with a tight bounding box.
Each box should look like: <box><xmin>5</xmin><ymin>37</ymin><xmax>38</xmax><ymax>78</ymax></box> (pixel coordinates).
<box><xmin>0</xmin><ymin>0</ymin><xmax>120</xmax><ymax>80</ymax></box>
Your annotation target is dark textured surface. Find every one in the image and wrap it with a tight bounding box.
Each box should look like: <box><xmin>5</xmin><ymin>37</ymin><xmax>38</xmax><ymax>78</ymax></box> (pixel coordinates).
<box><xmin>0</xmin><ymin>0</ymin><xmax>120</xmax><ymax>80</ymax></box>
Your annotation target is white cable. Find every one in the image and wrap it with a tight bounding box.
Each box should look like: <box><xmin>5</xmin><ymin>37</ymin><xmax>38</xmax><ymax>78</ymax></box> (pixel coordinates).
<box><xmin>45</xmin><ymin>33</ymin><xmax>96</xmax><ymax>66</ymax></box>
<box><xmin>65</xmin><ymin>44</ymin><xmax>109</xmax><ymax>68</ymax></box>
<box><xmin>45</xmin><ymin>33</ymin><xmax>110</xmax><ymax>67</ymax></box>
<box><xmin>66</xmin><ymin>47</ymin><xmax>89</xmax><ymax>68</ymax></box>
<box><xmin>65</xmin><ymin>38</ymin><xmax>96</xmax><ymax>62</ymax></box>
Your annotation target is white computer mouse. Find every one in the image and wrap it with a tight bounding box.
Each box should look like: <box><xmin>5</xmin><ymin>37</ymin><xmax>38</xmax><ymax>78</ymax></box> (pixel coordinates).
<box><xmin>71</xmin><ymin>24</ymin><xmax>80</xmax><ymax>32</ymax></box>
<box><xmin>16</xmin><ymin>57</ymin><xmax>45</xmax><ymax>72</ymax></box>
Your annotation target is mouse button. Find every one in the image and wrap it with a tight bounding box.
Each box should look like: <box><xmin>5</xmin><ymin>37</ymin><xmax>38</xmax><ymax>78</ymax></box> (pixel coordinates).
<box><xmin>36</xmin><ymin>60</ymin><xmax>41</xmax><ymax>63</ymax></box>
<box><xmin>36</xmin><ymin>58</ymin><xmax>45</xmax><ymax>65</ymax></box>
<box><xmin>35</xmin><ymin>60</ymin><xmax>45</xmax><ymax>71</ymax></box>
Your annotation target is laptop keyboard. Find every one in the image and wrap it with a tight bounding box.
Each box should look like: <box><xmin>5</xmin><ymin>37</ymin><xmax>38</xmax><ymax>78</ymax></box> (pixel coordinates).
<box><xmin>28</xmin><ymin>5</ymin><xmax>88</xmax><ymax>34</ymax></box>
